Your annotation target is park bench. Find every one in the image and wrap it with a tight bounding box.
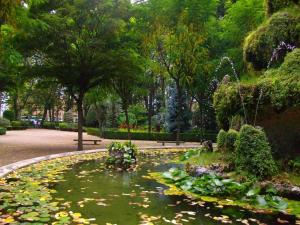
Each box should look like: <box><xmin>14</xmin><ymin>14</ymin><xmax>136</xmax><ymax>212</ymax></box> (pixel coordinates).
<box><xmin>157</xmin><ymin>141</ymin><xmax>185</xmax><ymax>146</ymax></box>
<box><xmin>73</xmin><ymin>139</ymin><xmax>102</xmax><ymax>145</ymax></box>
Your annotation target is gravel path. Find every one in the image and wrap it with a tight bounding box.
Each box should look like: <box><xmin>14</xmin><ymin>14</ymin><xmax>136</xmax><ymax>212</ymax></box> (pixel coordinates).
<box><xmin>0</xmin><ymin>129</ymin><xmax>200</xmax><ymax>166</ymax></box>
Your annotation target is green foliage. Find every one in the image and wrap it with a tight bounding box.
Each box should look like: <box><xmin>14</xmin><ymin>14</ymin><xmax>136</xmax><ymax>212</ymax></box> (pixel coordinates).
<box><xmin>225</xmin><ymin>129</ymin><xmax>239</xmax><ymax>152</ymax></box>
<box><xmin>86</xmin><ymin>127</ymin><xmax>100</xmax><ymax>137</ymax></box>
<box><xmin>11</xmin><ymin>120</ymin><xmax>22</xmax><ymax>127</ymax></box>
<box><xmin>101</xmin><ymin>129</ymin><xmax>217</xmax><ymax>142</ymax></box>
<box><xmin>0</xmin><ymin>152</ymin><xmax>104</xmax><ymax>224</ymax></box>
<box><xmin>85</xmin><ymin>108</ymin><xmax>98</xmax><ymax>127</ymax></box>
<box><xmin>117</xmin><ymin>112</ymin><xmax>137</xmax><ymax>128</ymax></box>
<box><xmin>179</xmin><ymin>149</ymin><xmax>201</xmax><ymax>161</ymax></box>
<box><xmin>219</xmin><ymin>0</ymin><xmax>265</xmax><ymax>72</ymax></box>
<box><xmin>42</xmin><ymin>122</ymin><xmax>57</xmax><ymax>129</ymax></box>
<box><xmin>161</xmin><ymin>167</ymin><xmax>287</xmax><ymax>210</ymax></box>
<box><xmin>235</xmin><ymin>125</ymin><xmax>278</xmax><ymax>179</ymax></box>
<box><xmin>63</xmin><ymin>111</ymin><xmax>74</xmax><ymax>124</ymax></box>
<box><xmin>0</xmin><ymin>127</ymin><xmax>6</xmax><ymax>135</ymax></box>
<box><xmin>59</xmin><ymin>123</ymin><xmax>77</xmax><ymax>131</ymax></box>
<box><xmin>244</xmin><ymin>8</ymin><xmax>300</xmax><ymax>70</ymax></box>
<box><xmin>3</xmin><ymin>110</ymin><xmax>14</xmax><ymax>121</ymax></box>
<box><xmin>128</xmin><ymin>104</ymin><xmax>147</xmax><ymax>126</ymax></box>
<box><xmin>0</xmin><ymin>117</ymin><xmax>10</xmax><ymax>128</ymax></box>
<box><xmin>289</xmin><ymin>157</ymin><xmax>300</xmax><ymax>173</ymax></box>
<box><xmin>217</xmin><ymin>129</ymin><xmax>227</xmax><ymax>151</ymax></box>
<box><xmin>265</xmin><ymin>0</ymin><xmax>299</xmax><ymax>15</ymax></box>
<box><xmin>166</xmin><ymin>84</ymin><xmax>192</xmax><ymax>133</ymax></box>
<box><xmin>106</xmin><ymin>142</ymin><xmax>137</xmax><ymax>170</ymax></box>
<box><xmin>214</xmin><ymin>49</ymin><xmax>300</xmax><ymax>129</ymax></box>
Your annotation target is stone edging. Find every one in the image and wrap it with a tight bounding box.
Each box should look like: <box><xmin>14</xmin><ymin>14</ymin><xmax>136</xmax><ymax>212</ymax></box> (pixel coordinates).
<box><xmin>0</xmin><ymin>145</ymin><xmax>199</xmax><ymax>177</ymax></box>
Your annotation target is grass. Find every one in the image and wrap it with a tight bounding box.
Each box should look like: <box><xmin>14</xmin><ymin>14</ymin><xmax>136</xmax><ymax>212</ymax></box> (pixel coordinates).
<box><xmin>274</xmin><ymin>172</ymin><xmax>300</xmax><ymax>187</ymax></box>
<box><xmin>183</xmin><ymin>151</ymin><xmax>228</xmax><ymax>166</ymax></box>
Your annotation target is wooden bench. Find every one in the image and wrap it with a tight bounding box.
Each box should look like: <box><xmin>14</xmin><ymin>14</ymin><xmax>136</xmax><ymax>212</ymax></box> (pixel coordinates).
<box><xmin>73</xmin><ymin>139</ymin><xmax>102</xmax><ymax>145</ymax></box>
<box><xmin>157</xmin><ymin>141</ymin><xmax>185</xmax><ymax>146</ymax></box>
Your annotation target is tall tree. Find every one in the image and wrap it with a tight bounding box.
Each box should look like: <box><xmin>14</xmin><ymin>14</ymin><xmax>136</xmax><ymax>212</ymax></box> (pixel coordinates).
<box><xmin>20</xmin><ymin>0</ymin><xmax>136</xmax><ymax>150</ymax></box>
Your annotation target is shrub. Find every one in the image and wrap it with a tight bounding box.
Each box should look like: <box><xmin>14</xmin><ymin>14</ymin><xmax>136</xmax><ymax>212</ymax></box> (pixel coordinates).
<box><xmin>106</xmin><ymin>142</ymin><xmax>137</xmax><ymax>170</ymax></box>
<box><xmin>59</xmin><ymin>123</ymin><xmax>77</xmax><ymax>131</ymax></box>
<box><xmin>235</xmin><ymin>125</ymin><xmax>278</xmax><ymax>179</ymax></box>
<box><xmin>217</xmin><ymin>130</ymin><xmax>227</xmax><ymax>151</ymax></box>
<box><xmin>265</xmin><ymin>0</ymin><xmax>299</xmax><ymax>15</ymax></box>
<box><xmin>289</xmin><ymin>157</ymin><xmax>300</xmax><ymax>173</ymax></box>
<box><xmin>42</xmin><ymin>122</ymin><xmax>57</xmax><ymax>129</ymax></box>
<box><xmin>11</xmin><ymin>121</ymin><xmax>22</xmax><ymax>127</ymax></box>
<box><xmin>244</xmin><ymin>9</ymin><xmax>300</xmax><ymax>70</ymax></box>
<box><xmin>0</xmin><ymin>127</ymin><xmax>6</xmax><ymax>135</ymax></box>
<box><xmin>101</xmin><ymin>129</ymin><xmax>217</xmax><ymax>142</ymax></box>
<box><xmin>0</xmin><ymin>117</ymin><xmax>10</xmax><ymax>128</ymax></box>
<box><xmin>86</xmin><ymin>108</ymin><xmax>98</xmax><ymax>127</ymax></box>
<box><xmin>225</xmin><ymin>129</ymin><xmax>239</xmax><ymax>152</ymax></box>
<box><xmin>3</xmin><ymin>110</ymin><xmax>14</xmax><ymax>121</ymax></box>
<box><xmin>63</xmin><ymin>110</ymin><xmax>74</xmax><ymax>123</ymax></box>
<box><xmin>86</xmin><ymin>127</ymin><xmax>100</xmax><ymax>137</ymax></box>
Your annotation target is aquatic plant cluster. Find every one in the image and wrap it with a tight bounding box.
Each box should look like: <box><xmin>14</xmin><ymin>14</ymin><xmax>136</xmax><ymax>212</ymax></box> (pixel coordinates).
<box><xmin>161</xmin><ymin>167</ymin><xmax>288</xmax><ymax>211</ymax></box>
<box><xmin>0</xmin><ymin>153</ymin><xmax>107</xmax><ymax>224</ymax></box>
<box><xmin>105</xmin><ymin>141</ymin><xmax>138</xmax><ymax>170</ymax></box>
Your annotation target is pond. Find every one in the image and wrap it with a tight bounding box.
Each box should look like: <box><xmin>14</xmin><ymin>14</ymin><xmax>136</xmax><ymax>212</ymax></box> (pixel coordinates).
<box><xmin>53</xmin><ymin>153</ymin><xmax>297</xmax><ymax>225</ymax></box>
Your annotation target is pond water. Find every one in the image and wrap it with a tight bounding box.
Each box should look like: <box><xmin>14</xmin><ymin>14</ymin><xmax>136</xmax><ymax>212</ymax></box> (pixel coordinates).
<box><xmin>54</xmin><ymin>154</ymin><xmax>296</xmax><ymax>225</ymax></box>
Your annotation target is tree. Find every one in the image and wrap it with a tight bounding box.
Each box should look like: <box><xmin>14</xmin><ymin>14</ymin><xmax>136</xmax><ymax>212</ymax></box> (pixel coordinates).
<box><xmin>111</xmin><ymin>50</ymin><xmax>143</xmax><ymax>140</ymax></box>
<box><xmin>20</xmin><ymin>0</ymin><xmax>136</xmax><ymax>150</ymax></box>
<box><xmin>165</xmin><ymin>83</ymin><xmax>191</xmax><ymax>134</ymax></box>
<box><xmin>155</xmin><ymin>25</ymin><xmax>207</xmax><ymax>140</ymax></box>
<box><xmin>85</xmin><ymin>87</ymin><xmax>110</xmax><ymax>136</ymax></box>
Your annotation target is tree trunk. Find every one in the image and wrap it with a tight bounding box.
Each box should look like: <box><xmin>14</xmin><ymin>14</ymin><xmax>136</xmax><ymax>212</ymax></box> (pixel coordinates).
<box><xmin>48</xmin><ymin>110</ymin><xmax>52</xmax><ymax>122</ymax></box>
<box><xmin>175</xmin><ymin>80</ymin><xmax>182</xmax><ymax>142</ymax></box>
<box><xmin>148</xmin><ymin>89</ymin><xmax>154</xmax><ymax>133</ymax></box>
<box><xmin>41</xmin><ymin>105</ymin><xmax>48</xmax><ymax>126</ymax></box>
<box><xmin>51</xmin><ymin>108</ymin><xmax>55</xmax><ymax>122</ymax></box>
<box><xmin>111</xmin><ymin>102</ymin><xmax>117</xmax><ymax>128</ymax></box>
<box><xmin>13</xmin><ymin>96</ymin><xmax>21</xmax><ymax>120</ymax></box>
<box><xmin>77</xmin><ymin>93</ymin><xmax>84</xmax><ymax>151</ymax></box>
<box><xmin>124</xmin><ymin>104</ymin><xmax>131</xmax><ymax>140</ymax></box>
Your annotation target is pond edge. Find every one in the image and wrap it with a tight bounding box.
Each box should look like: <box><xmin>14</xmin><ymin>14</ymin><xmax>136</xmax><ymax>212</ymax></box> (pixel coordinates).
<box><xmin>0</xmin><ymin>146</ymin><xmax>198</xmax><ymax>177</ymax></box>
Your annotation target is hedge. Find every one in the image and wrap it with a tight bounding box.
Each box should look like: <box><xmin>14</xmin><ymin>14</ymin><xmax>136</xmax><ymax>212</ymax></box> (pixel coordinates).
<box><xmin>7</xmin><ymin>126</ymin><xmax>27</xmax><ymax>131</ymax></box>
<box><xmin>87</xmin><ymin>128</ymin><xmax>217</xmax><ymax>142</ymax></box>
<box><xmin>42</xmin><ymin>122</ymin><xmax>59</xmax><ymax>129</ymax></box>
<box><xmin>0</xmin><ymin>127</ymin><xmax>6</xmax><ymax>135</ymax></box>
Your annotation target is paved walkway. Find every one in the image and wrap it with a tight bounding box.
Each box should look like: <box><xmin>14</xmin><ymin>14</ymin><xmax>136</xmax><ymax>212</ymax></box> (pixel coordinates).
<box><xmin>0</xmin><ymin>129</ymin><xmax>200</xmax><ymax>166</ymax></box>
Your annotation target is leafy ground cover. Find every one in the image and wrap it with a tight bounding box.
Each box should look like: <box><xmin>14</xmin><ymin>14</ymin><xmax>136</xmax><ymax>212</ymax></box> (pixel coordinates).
<box><xmin>150</xmin><ymin>148</ymin><xmax>300</xmax><ymax>219</ymax></box>
<box><xmin>0</xmin><ymin>153</ymin><xmax>107</xmax><ymax>224</ymax></box>
<box><xmin>150</xmin><ymin>169</ymin><xmax>300</xmax><ymax>219</ymax></box>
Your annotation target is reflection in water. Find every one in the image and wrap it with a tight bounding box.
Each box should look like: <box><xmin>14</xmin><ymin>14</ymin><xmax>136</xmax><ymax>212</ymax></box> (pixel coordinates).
<box><xmin>54</xmin><ymin>154</ymin><xmax>296</xmax><ymax>225</ymax></box>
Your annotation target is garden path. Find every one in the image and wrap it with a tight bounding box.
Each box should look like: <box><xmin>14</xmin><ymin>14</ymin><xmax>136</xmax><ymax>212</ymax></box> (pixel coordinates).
<box><xmin>0</xmin><ymin>129</ymin><xmax>199</xmax><ymax>166</ymax></box>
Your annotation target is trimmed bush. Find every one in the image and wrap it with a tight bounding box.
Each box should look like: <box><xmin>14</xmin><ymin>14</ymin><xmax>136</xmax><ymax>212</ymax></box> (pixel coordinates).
<box><xmin>42</xmin><ymin>122</ymin><xmax>58</xmax><ymax>129</ymax></box>
<box><xmin>87</xmin><ymin>128</ymin><xmax>217</xmax><ymax>142</ymax></box>
<box><xmin>59</xmin><ymin>123</ymin><xmax>78</xmax><ymax>132</ymax></box>
<box><xmin>265</xmin><ymin>0</ymin><xmax>299</xmax><ymax>15</ymax></box>
<box><xmin>0</xmin><ymin>117</ymin><xmax>10</xmax><ymax>128</ymax></box>
<box><xmin>244</xmin><ymin>8</ymin><xmax>300</xmax><ymax>70</ymax></box>
<box><xmin>86</xmin><ymin>127</ymin><xmax>100</xmax><ymax>136</ymax></box>
<box><xmin>217</xmin><ymin>129</ymin><xmax>227</xmax><ymax>151</ymax></box>
<box><xmin>225</xmin><ymin>129</ymin><xmax>239</xmax><ymax>152</ymax></box>
<box><xmin>0</xmin><ymin>127</ymin><xmax>6</xmax><ymax>135</ymax></box>
<box><xmin>235</xmin><ymin>125</ymin><xmax>278</xmax><ymax>179</ymax></box>
<box><xmin>3</xmin><ymin>110</ymin><xmax>14</xmax><ymax>121</ymax></box>
<box><xmin>11</xmin><ymin>121</ymin><xmax>23</xmax><ymax>127</ymax></box>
